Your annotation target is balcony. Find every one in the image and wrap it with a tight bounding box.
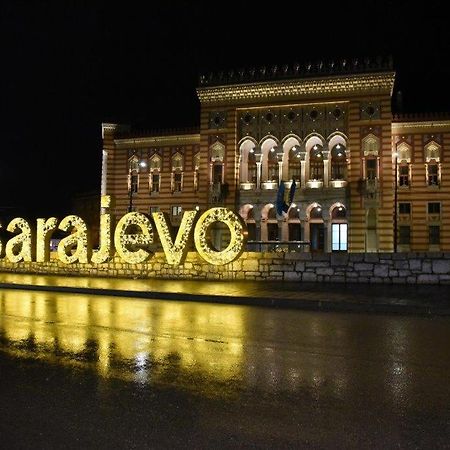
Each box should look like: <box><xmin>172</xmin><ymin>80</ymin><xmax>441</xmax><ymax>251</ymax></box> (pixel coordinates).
<box><xmin>240</xmin><ymin>182</ymin><xmax>256</xmax><ymax>190</ymax></box>
<box><xmin>306</xmin><ymin>180</ymin><xmax>323</xmax><ymax>189</ymax></box>
<box><xmin>330</xmin><ymin>179</ymin><xmax>347</xmax><ymax>188</ymax></box>
<box><xmin>261</xmin><ymin>181</ymin><xmax>278</xmax><ymax>190</ymax></box>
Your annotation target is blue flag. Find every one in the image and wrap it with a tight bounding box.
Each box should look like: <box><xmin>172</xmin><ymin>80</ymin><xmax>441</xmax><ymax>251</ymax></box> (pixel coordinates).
<box><xmin>276</xmin><ymin>182</ymin><xmax>286</xmax><ymax>216</ymax></box>
<box><xmin>288</xmin><ymin>178</ymin><xmax>296</xmax><ymax>205</ymax></box>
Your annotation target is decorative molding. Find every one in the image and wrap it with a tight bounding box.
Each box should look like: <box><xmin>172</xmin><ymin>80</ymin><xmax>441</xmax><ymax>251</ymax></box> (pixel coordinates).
<box><xmin>197</xmin><ymin>73</ymin><xmax>395</xmax><ymax>105</ymax></box>
<box><xmin>115</xmin><ymin>134</ymin><xmax>200</xmax><ymax>148</ymax></box>
<box><xmin>392</xmin><ymin>121</ymin><xmax>450</xmax><ymax>133</ymax></box>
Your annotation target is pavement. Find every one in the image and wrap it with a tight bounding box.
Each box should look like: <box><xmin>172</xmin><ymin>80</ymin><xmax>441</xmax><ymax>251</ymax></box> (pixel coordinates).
<box><xmin>1</xmin><ymin>272</ymin><xmax>450</xmax><ymax>315</ymax></box>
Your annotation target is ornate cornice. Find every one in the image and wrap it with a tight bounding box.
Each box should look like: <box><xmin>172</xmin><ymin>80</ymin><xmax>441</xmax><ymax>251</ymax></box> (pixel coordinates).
<box><xmin>102</xmin><ymin>123</ymin><xmax>130</xmax><ymax>139</ymax></box>
<box><xmin>197</xmin><ymin>72</ymin><xmax>395</xmax><ymax>105</ymax></box>
<box><xmin>392</xmin><ymin>120</ymin><xmax>450</xmax><ymax>134</ymax></box>
<box><xmin>114</xmin><ymin>134</ymin><xmax>200</xmax><ymax>148</ymax></box>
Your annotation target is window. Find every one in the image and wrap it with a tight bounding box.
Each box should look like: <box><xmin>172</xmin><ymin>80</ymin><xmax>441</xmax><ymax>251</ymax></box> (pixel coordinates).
<box><xmin>428</xmin><ymin>202</ymin><xmax>441</xmax><ymax>215</ymax></box>
<box><xmin>399</xmin><ymin>164</ymin><xmax>409</xmax><ymax>186</ymax></box>
<box><xmin>399</xmin><ymin>226</ymin><xmax>411</xmax><ymax>245</ymax></box>
<box><xmin>429</xmin><ymin>225</ymin><xmax>440</xmax><ymax>245</ymax></box>
<box><xmin>399</xmin><ymin>203</ymin><xmax>411</xmax><ymax>215</ymax></box>
<box><xmin>151</xmin><ymin>173</ymin><xmax>160</xmax><ymax>193</ymax></box>
<box><xmin>267</xmin><ymin>148</ymin><xmax>278</xmax><ymax>182</ymax></box>
<box><xmin>171</xmin><ymin>206</ymin><xmax>182</xmax><ymax>217</ymax></box>
<box><xmin>288</xmin><ymin>146</ymin><xmax>301</xmax><ymax>180</ymax></box>
<box><xmin>366</xmin><ymin>158</ymin><xmax>377</xmax><ymax>179</ymax></box>
<box><xmin>331</xmin><ymin>145</ymin><xmax>346</xmax><ymax>180</ymax></box>
<box><xmin>309</xmin><ymin>146</ymin><xmax>323</xmax><ymax>180</ymax></box>
<box><xmin>248</xmin><ymin>150</ymin><xmax>257</xmax><ymax>183</ymax></box>
<box><xmin>428</xmin><ymin>164</ymin><xmax>439</xmax><ymax>186</ymax></box>
<box><xmin>130</xmin><ymin>174</ymin><xmax>138</xmax><ymax>193</ymax></box>
<box><xmin>332</xmin><ymin>223</ymin><xmax>348</xmax><ymax>251</ymax></box>
<box><xmin>173</xmin><ymin>173</ymin><xmax>183</xmax><ymax>192</ymax></box>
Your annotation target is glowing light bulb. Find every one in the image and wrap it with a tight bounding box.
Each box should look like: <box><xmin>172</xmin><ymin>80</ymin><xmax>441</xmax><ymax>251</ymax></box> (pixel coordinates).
<box><xmin>139</xmin><ymin>161</ymin><xmax>147</xmax><ymax>168</ymax></box>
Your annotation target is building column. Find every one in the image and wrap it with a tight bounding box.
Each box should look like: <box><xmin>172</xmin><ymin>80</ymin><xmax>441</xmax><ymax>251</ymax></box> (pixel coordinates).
<box><xmin>303</xmin><ymin>220</ymin><xmax>310</xmax><ymax>252</ymax></box>
<box><xmin>256</xmin><ymin>161</ymin><xmax>262</xmax><ymax>189</ymax></box>
<box><xmin>323</xmin><ymin>160</ymin><xmax>329</xmax><ymax>187</ymax></box>
<box><xmin>300</xmin><ymin>160</ymin><xmax>306</xmax><ymax>187</ymax></box>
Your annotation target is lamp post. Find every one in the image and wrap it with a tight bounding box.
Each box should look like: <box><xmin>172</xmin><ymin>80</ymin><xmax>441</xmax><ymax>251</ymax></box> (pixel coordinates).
<box><xmin>393</xmin><ymin>153</ymin><xmax>398</xmax><ymax>252</ymax></box>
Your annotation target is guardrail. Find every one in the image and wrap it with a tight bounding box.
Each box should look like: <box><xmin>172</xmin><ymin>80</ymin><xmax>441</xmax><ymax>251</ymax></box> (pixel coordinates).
<box><xmin>246</xmin><ymin>240</ymin><xmax>310</xmax><ymax>252</ymax></box>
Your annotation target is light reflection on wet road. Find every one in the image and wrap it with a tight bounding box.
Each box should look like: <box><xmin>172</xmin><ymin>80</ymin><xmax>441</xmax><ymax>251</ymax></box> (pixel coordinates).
<box><xmin>1</xmin><ymin>288</ymin><xmax>450</xmax><ymax>448</ymax></box>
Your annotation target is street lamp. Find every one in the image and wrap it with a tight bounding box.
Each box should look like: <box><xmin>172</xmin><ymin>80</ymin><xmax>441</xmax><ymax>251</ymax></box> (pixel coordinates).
<box><xmin>393</xmin><ymin>152</ymin><xmax>398</xmax><ymax>252</ymax></box>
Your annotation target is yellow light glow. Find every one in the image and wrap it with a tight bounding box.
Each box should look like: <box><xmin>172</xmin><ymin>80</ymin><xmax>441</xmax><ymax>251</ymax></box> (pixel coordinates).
<box><xmin>152</xmin><ymin>210</ymin><xmax>197</xmax><ymax>266</ymax></box>
<box><xmin>5</xmin><ymin>217</ymin><xmax>34</xmax><ymax>262</ymax></box>
<box><xmin>114</xmin><ymin>212</ymin><xmax>153</xmax><ymax>264</ymax></box>
<box><xmin>57</xmin><ymin>215</ymin><xmax>91</xmax><ymax>264</ymax></box>
<box><xmin>194</xmin><ymin>207</ymin><xmax>247</xmax><ymax>265</ymax></box>
<box><xmin>91</xmin><ymin>214</ymin><xmax>113</xmax><ymax>264</ymax></box>
<box><xmin>36</xmin><ymin>217</ymin><xmax>58</xmax><ymax>262</ymax></box>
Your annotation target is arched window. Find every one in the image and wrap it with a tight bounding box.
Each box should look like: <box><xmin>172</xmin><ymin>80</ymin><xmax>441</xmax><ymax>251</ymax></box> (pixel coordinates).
<box><xmin>425</xmin><ymin>141</ymin><xmax>441</xmax><ymax>186</ymax></box>
<box><xmin>128</xmin><ymin>155</ymin><xmax>139</xmax><ymax>193</ymax></box>
<box><xmin>149</xmin><ymin>155</ymin><xmax>161</xmax><ymax>193</ymax></box>
<box><xmin>396</xmin><ymin>142</ymin><xmax>411</xmax><ymax>188</ymax></box>
<box><xmin>171</xmin><ymin>152</ymin><xmax>184</xmax><ymax>193</ymax></box>
<box><xmin>267</xmin><ymin>146</ymin><xmax>278</xmax><ymax>182</ymax></box>
<box><xmin>288</xmin><ymin>145</ymin><xmax>301</xmax><ymax>180</ymax></box>
<box><xmin>362</xmin><ymin>134</ymin><xmax>380</xmax><ymax>156</ymax></box>
<box><xmin>331</xmin><ymin>144</ymin><xmax>346</xmax><ymax>180</ymax></box>
<box><xmin>248</xmin><ymin>149</ymin><xmax>257</xmax><ymax>183</ymax></box>
<box><xmin>309</xmin><ymin>145</ymin><xmax>324</xmax><ymax>180</ymax></box>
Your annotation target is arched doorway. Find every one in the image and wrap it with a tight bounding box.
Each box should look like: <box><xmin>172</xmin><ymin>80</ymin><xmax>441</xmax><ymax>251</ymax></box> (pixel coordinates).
<box><xmin>308</xmin><ymin>204</ymin><xmax>324</xmax><ymax>252</ymax></box>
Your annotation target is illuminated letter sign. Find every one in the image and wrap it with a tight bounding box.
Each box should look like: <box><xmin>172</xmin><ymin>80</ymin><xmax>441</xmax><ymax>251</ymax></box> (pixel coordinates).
<box><xmin>114</xmin><ymin>212</ymin><xmax>153</xmax><ymax>264</ymax></box>
<box><xmin>57</xmin><ymin>215</ymin><xmax>91</xmax><ymax>264</ymax></box>
<box><xmin>91</xmin><ymin>213</ymin><xmax>113</xmax><ymax>264</ymax></box>
<box><xmin>152</xmin><ymin>210</ymin><xmax>197</xmax><ymax>266</ymax></box>
<box><xmin>6</xmin><ymin>217</ymin><xmax>35</xmax><ymax>262</ymax></box>
<box><xmin>194</xmin><ymin>207</ymin><xmax>247</xmax><ymax>265</ymax></box>
<box><xmin>36</xmin><ymin>217</ymin><xmax>58</xmax><ymax>262</ymax></box>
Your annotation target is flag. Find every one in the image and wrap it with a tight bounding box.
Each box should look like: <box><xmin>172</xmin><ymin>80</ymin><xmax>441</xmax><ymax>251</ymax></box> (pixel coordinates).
<box><xmin>276</xmin><ymin>182</ymin><xmax>286</xmax><ymax>216</ymax></box>
<box><xmin>288</xmin><ymin>178</ymin><xmax>296</xmax><ymax>205</ymax></box>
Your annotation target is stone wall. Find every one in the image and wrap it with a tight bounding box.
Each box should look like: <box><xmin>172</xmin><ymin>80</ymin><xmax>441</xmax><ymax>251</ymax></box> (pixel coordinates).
<box><xmin>1</xmin><ymin>252</ymin><xmax>450</xmax><ymax>284</ymax></box>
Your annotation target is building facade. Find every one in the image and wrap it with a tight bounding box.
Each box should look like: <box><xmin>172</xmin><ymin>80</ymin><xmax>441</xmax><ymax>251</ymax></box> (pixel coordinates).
<box><xmin>101</xmin><ymin>57</ymin><xmax>450</xmax><ymax>252</ymax></box>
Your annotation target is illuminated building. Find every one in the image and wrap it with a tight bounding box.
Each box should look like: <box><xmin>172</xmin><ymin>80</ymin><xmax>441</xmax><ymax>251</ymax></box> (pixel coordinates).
<box><xmin>101</xmin><ymin>57</ymin><xmax>450</xmax><ymax>252</ymax></box>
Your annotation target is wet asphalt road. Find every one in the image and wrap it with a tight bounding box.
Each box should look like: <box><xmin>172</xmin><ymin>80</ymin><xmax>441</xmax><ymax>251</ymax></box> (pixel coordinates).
<box><xmin>0</xmin><ymin>289</ymin><xmax>449</xmax><ymax>449</ymax></box>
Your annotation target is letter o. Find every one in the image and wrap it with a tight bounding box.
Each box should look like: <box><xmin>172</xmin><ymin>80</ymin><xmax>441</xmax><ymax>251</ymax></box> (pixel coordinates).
<box><xmin>194</xmin><ymin>207</ymin><xmax>247</xmax><ymax>265</ymax></box>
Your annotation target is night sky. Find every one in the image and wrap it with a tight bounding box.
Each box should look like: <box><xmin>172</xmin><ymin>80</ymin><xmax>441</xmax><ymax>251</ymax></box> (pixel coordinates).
<box><xmin>1</xmin><ymin>1</ymin><xmax>449</xmax><ymax>217</ymax></box>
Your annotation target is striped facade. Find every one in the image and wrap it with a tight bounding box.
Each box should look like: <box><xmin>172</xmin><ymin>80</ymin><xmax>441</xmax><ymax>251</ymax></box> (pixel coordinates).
<box><xmin>101</xmin><ymin>59</ymin><xmax>450</xmax><ymax>252</ymax></box>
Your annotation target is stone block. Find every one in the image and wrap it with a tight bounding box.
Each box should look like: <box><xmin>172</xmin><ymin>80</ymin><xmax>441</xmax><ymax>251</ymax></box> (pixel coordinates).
<box><xmin>374</xmin><ymin>265</ymin><xmax>389</xmax><ymax>277</ymax></box>
<box><xmin>369</xmin><ymin>277</ymin><xmax>384</xmax><ymax>283</ymax></box>
<box><xmin>316</xmin><ymin>268</ymin><xmax>334</xmax><ymax>276</ymax></box>
<box><xmin>295</xmin><ymin>262</ymin><xmax>305</xmax><ymax>272</ymax></box>
<box><xmin>302</xmin><ymin>272</ymin><xmax>317</xmax><ymax>282</ymax></box>
<box><xmin>417</xmin><ymin>274</ymin><xmax>440</xmax><ymax>284</ymax></box>
<box><xmin>422</xmin><ymin>262</ymin><xmax>432</xmax><ymax>273</ymax></box>
<box><xmin>305</xmin><ymin>261</ymin><xmax>329</xmax><ymax>268</ymax></box>
<box><xmin>394</xmin><ymin>260</ymin><xmax>409</xmax><ymax>270</ymax></box>
<box><xmin>284</xmin><ymin>272</ymin><xmax>302</xmax><ymax>281</ymax></box>
<box><xmin>408</xmin><ymin>259</ymin><xmax>421</xmax><ymax>271</ymax></box>
<box><xmin>349</xmin><ymin>254</ymin><xmax>364</xmax><ymax>262</ymax></box>
<box><xmin>330</xmin><ymin>253</ymin><xmax>349</xmax><ymax>266</ymax></box>
<box><xmin>364</xmin><ymin>253</ymin><xmax>380</xmax><ymax>263</ymax></box>
<box><xmin>392</xmin><ymin>278</ymin><xmax>407</xmax><ymax>284</ymax></box>
<box><xmin>296</xmin><ymin>253</ymin><xmax>312</xmax><ymax>260</ymax></box>
<box><xmin>354</xmin><ymin>263</ymin><xmax>374</xmax><ymax>271</ymax></box>
<box><xmin>432</xmin><ymin>260</ymin><xmax>450</xmax><ymax>274</ymax></box>
<box><xmin>242</xmin><ymin>259</ymin><xmax>259</xmax><ymax>271</ymax></box>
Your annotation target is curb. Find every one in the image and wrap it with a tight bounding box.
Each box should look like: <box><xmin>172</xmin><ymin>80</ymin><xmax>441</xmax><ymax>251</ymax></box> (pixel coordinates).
<box><xmin>1</xmin><ymin>282</ymin><xmax>449</xmax><ymax>316</ymax></box>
